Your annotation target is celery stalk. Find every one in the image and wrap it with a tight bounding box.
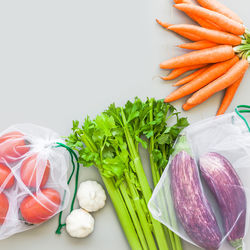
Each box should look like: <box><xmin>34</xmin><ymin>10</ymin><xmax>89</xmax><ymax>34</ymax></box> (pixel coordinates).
<box><xmin>121</xmin><ymin>108</ymin><xmax>170</xmax><ymax>250</ymax></box>
<box><xmin>119</xmin><ymin>181</ymin><xmax>148</xmax><ymax>249</ymax></box>
<box><xmin>148</xmin><ymin>99</ymin><xmax>183</xmax><ymax>250</ymax></box>
<box><xmin>102</xmin><ymin>177</ymin><xmax>142</xmax><ymax>250</ymax></box>
<box><xmin>124</xmin><ymin>172</ymin><xmax>157</xmax><ymax>250</ymax></box>
<box><xmin>81</xmin><ymin>133</ymin><xmax>143</xmax><ymax>250</ymax></box>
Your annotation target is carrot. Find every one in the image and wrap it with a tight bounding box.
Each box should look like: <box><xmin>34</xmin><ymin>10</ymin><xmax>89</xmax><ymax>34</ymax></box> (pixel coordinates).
<box><xmin>178</xmin><ymin>41</ymin><xmax>217</xmax><ymax>50</ymax></box>
<box><xmin>173</xmin><ymin>66</ymin><xmax>209</xmax><ymax>86</ymax></box>
<box><xmin>173</xmin><ymin>31</ymin><xmax>201</xmax><ymax>41</ymax></box>
<box><xmin>196</xmin><ymin>0</ymin><xmax>243</xmax><ymax>24</ymax></box>
<box><xmin>161</xmin><ymin>64</ymin><xmax>207</xmax><ymax>80</ymax></box>
<box><xmin>187</xmin><ymin>59</ymin><xmax>249</xmax><ymax>105</ymax></box>
<box><xmin>182</xmin><ymin>103</ymin><xmax>198</xmax><ymax>111</ymax></box>
<box><xmin>168</xmin><ymin>31</ymin><xmax>201</xmax><ymax>42</ymax></box>
<box><xmin>168</xmin><ymin>24</ymin><xmax>241</xmax><ymax>46</ymax></box>
<box><xmin>183</xmin><ymin>74</ymin><xmax>244</xmax><ymax>112</ymax></box>
<box><xmin>156</xmin><ymin>19</ymin><xmax>201</xmax><ymax>41</ymax></box>
<box><xmin>164</xmin><ymin>56</ymin><xmax>239</xmax><ymax>102</ymax></box>
<box><xmin>183</xmin><ymin>89</ymin><xmax>212</xmax><ymax>111</ymax></box>
<box><xmin>173</xmin><ymin>0</ymin><xmax>222</xmax><ymax>30</ymax></box>
<box><xmin>174</xmin><ymin>0</ymin><xmax>193</xmax><ymax>3</ymax></box>
<box><xmin>160</xmin><ymin>45</ymin><xmax>234</xmax><ymax>69</ymax></box>
<box><xmin>156</xmin><ymin>19</ymin><xmax>171</xmax><ymax>29</ymax></box>
<box><xmin>190</xmin><ymin>15</ymin><xmax>223</xmax><ymax>31</ymax></box>
<box><xmin>174</xmin><ymin>4</ymin><xmax>245</xmax><ymax>35</ymax></box>
<box><xmin>216</xmin><ymin>75</ymin><xmax>244</xmax><ymax>115</ymax></box>
<box><xmin>183</xmin><ymin>97</ymin><xmax>211</xmax><ymax>110</ymax></box>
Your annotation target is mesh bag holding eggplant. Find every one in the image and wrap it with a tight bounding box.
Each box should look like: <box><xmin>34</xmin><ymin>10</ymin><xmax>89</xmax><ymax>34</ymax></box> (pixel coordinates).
<box><xmin>148</xmin><ymin>105</ymin><xmax>250</xmax><ymax>250</ymax></box>
<box><xmin>0</xmin><ymin>124</ymin><xmax>70</xmax><ymax>240</ymax></box>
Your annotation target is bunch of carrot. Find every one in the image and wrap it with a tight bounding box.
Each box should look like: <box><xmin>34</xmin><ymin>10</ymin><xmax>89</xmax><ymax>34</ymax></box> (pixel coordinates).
<box><xmin>159</xmin><ymin>0</ymin><xmax>250</xmax><ymax>115</ymax></box>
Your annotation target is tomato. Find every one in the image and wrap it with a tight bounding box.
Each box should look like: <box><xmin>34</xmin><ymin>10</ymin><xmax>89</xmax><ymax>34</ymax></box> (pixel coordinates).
<box><xmin>20</xmin><ymin>154</ymin><xmax>50</xmax><ymax>188</ymax></box>
<box><xmin>20</xmin><ymin>188</ymin><xmax>61</xmax><ymax>224</ymax></box>
<box><xmin>0</xmin><ymin>192</ymin><xmax>9</xmax><ymax>225</ymax></box>
<box><xmin>0</xmin><ymin>163</ymin><xmax>15</xmax><ymax>189</ymax></box>
<box><xmin>0</xmin><ymin>131</ymin><xmax>29</xmax><ymax>163</ymax></box>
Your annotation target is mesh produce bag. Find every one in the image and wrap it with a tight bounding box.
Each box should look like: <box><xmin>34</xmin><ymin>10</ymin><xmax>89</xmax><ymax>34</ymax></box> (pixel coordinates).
<box><xmin>149</xmin><ymin>105</ymin><xmax>250</xmax><ymax>250</ymax></box>
<box><xmin>0</xmin><ymin>124</ymin><xmax>71</xmax><ymax>240</ymax></box>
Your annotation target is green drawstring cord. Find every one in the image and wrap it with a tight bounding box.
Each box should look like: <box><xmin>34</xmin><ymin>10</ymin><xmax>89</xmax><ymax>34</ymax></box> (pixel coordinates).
<box><xmin>235</xmin><ymin>105</ymin><xmax>250</xmax><ymax>132</ymax></box>
<box><xmin>54</xmin><ymin>142</ymin><xmax>80</xmax><ymax>234</ymax></box>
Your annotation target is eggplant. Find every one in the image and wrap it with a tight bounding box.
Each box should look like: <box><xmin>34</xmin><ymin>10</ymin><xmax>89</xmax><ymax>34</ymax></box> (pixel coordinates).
<box><xmin>199</xmin><ymin>152</ymin><xmax>246</xmax><ymax>249</ymax></box>
<box><xmin>171</xmin><ymin>151</ymin><xmax>222</xmax><ymax>249</ymax></box>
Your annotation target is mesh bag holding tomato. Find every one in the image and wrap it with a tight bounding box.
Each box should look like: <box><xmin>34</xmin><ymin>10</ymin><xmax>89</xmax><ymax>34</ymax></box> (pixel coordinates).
<box><xmin>0</xmin><ymin>124</ymin><xmax>70</xmax><ymax>240</ymax></box>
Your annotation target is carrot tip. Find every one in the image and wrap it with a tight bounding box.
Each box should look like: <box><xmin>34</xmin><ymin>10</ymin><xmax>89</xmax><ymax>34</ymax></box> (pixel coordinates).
<box><xmin>156</xmin><ymin>19</ymin><xmax>172</xmax><ymax>29</ymax></box>
<box><xmin>183</xmin><ymin>103</ymin><xmax>194</xmax><ymax>111</ymax></box>
<box><xmin>173</xmin><ymin>82</ymin><xmax>183</xmax><ymax>87</ymax></box>
<box><xmin>164</xmin><ymin>97</ymin><xmax>171</xmax><ymax>102</ymax></box>
<box><xmin>159</xmin><ymin>64</ymin><xmax>166</xmax><ymax>69</ymax></box>
<box><xmin>160</xmin><ymin>76</ymin><xmax>169</xmax><ymax>80</ymax></box>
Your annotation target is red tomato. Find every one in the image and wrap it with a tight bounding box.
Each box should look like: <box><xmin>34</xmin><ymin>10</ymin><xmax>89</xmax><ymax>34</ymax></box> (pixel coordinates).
<box><xmin>0</xmin><ymin>192</ymin><xmax>9</xmax><ymax>225</ymax></box>
<box><xmin>0</xmin><ymin>131</ymin><xmax>29</xmax><ymax>163</ymax></box>
<box><xmin>20</xmin><ymin>154</ymin><xmax>50</xmax><ymax>188</ymax></box>
<box><xmin>20</xmin><ymin>188</ymin><xmax>61</xmax><ymax>224</ymax></box>
<box><xmin>0</xmin><ymin>163</ymin><xmax>15</xmax><ymax>189</ymax></box>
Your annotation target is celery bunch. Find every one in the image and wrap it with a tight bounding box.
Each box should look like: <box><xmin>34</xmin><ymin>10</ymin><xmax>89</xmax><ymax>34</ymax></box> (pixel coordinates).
<box><xmin>66</xmin><ymin>98</ymin><xmax>188</xmax><ymax>250</ymax></box>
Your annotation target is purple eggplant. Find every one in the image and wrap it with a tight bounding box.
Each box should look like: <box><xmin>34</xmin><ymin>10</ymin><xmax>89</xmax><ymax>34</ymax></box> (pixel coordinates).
<box><xmin>171</xmin><ymin>151</ymin><xmax>222</xmax><ymax>249</ymax></box>
<box><xmin>199</xmin><ymin>152</ymin><xmax>246</xmax><ymax>249</ymax></box>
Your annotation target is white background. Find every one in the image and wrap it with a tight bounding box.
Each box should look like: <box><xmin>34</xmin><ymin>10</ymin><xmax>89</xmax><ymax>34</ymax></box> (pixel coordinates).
<box><xmin>0</xmin><ymin>0</ymin><xmax>249</xmax><ymax>249</ymax></box>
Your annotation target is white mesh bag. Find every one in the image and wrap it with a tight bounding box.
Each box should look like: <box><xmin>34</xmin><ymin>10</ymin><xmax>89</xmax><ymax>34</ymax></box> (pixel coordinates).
<box><xmin>0</xmin><ymin>123</ymin><xmax>70</xmax><ymax>240</ymax></box>
<box><xmin>149</xmin><ymin>105</ymin><xmax>250</xmax><ymax>250</ymax></box>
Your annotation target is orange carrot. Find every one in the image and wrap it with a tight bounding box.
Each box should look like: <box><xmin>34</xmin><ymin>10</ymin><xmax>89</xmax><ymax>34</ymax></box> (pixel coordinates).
<box><xmin>156</xmin><ymin>19</ymin><xmax>201</xmax><ymax>41</ymax></box>
<box><xmin>173</xmin><ymin>31</ymin><xmax>201</xmax><ymax>41</ymax></box>
<box><xmin>173</xmin><ymin>66</ymin><xmax>209</xmax><ymax>86</ymax></box>
<box><xmin>164</xmin><ymin>56</ymin><xmax>239</xmax><ymax>102</ymax></box>
<box><xmin>174</xmin><ymin>0</ymin><xmax>193</xmax><ymax>3</ymax></box>
<box><xmin>169</xmin><ymin>31</ymin><xmax>201</xmax><ymax>42</ymax></box>
<box><xmin>216</xmin><ymin>75</ymin><xmax>244</xmax><ymax>115</ymax></box>
<box><xmin>197</xmin><ymin>0</ymin><xmax>243</xmax><ymax>24</ymax></box>
<box><xmin>187</xmin><ymin>59</ymin><xmax>249</xmax><ymax>105</ymax></box>
<box><xmin>156</xmin><ymin>19</ymin><xmax>171</xmax><ymax>29</ymax></box>
<box><xmin>174</xmin><ymin>4</ymin><xmax>245</xmax><ymax>35</ymax></box>
<box><xmin>178</xmin><ymin>40</ymin><xmax>217</xmax><ymax>50</ymax></box>
<box><xmin>183</xmin><ymin>88</ymin><xmax>213</xmax><ymax>111</ymax></box>
<box><xmin>160</xmin><ymin>45</ymin><xmax>234</xmax><ymax>69</ymax></box>
<box><xmin>174</xmin><ymin>0</ymin><xmax>223</xmax><ymax>30</ymax></box>
<box><xmin>161</xmin><ymin>64</ymin><xmax>207</xmax><ymax>80</ymax></box>
<box><xmin>190</xmin><ymin>15</ymin><xmax>223</xmax><ymax>31</ymax></box>
<box><xmin>168</xmin><ymin>24</ymin><xmax>241</xmax><ymax>46</ymax></box>
<box><xmin>183</xmin><ymin>103</ymin><xmax>198</xmax><ymax>111</ymax></box>
<box><xmin>183</xmin><ymin>75</ymin><xmax>244</xmax><ymax>112</ymax></box>
<box><xmin>183</xmin><ymin>97</ymin><xmax>211</xmax><ymax>110</ymax></box>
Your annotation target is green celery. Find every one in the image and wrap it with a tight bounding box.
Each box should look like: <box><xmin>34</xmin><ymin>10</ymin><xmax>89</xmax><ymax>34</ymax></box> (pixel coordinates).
<box><xmin>146</xmin><ymin>99</ymin><xmax>188</xmax><ymax>250</ymax></box>
<box><xmin>118</xmin><ymin>181</ymin><xmax>148</xmax><ymax>249</ymax></box>
<box><xmin>66</xmin><ymin>98</ymin><xmax>188</xmax><ymax>250</ymax></box>
<box><xmin>148</xmin><ymin>101</ymin><xmax>176</xmax><ymax>250</ymax></box>
<box><xmin>79</xmin><ymin>132</ymin><xmax>142</xmax><ymax>250</ymax></box>
<box><xmin>120</xmin><ymin>107</ymin><xmax>170</xmax><ymax>250</ymax></box>
<box><xmin>124</xmin><ymin>172</ymin><xmax>157</xmax><ymax>250</ymax></box>
<box><xmin>103</xmin><ymin>177</ymin><xmax>142</xmax><ymax>250</ymax></box>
